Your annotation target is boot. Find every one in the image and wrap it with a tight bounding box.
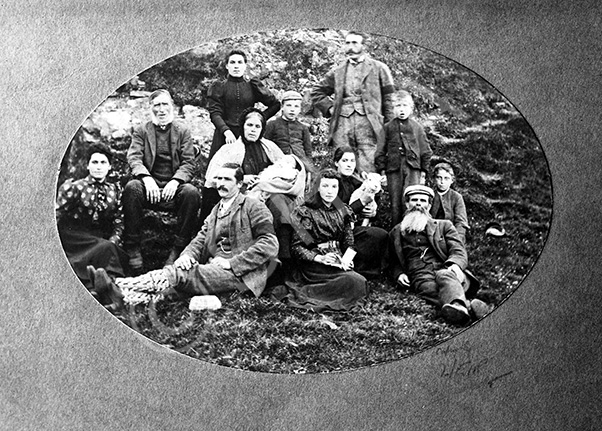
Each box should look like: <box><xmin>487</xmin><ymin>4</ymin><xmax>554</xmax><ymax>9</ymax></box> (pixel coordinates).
<box><xmin>441</xmin><ymin>301</ymin><xmax>471</xmax><ymax>325</ymax></box>
<box><xmin>87</xmin><ymin>265</ymin><xmax>124</xmax><ymax>312</ymax></box>
<box><xmin>469</xmin><ymin>298</ymin><xmax>492</xmax><ymax>320</ymax></box>
<box><xmin>87</xmin><ymin>266</ymin><xmax>170</xmax><ymax>307</ymax></box>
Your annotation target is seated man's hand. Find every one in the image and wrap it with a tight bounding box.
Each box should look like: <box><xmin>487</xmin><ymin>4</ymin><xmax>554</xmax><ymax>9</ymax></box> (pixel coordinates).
<box><xmin>174</xmin><ymin>255</ymin><xmax>197</xmax><ymax>271</ymax></box>
<box><xmin>210</xmin><ymin>256</ymin><xmax>231</xmax><ymax>270</ymax></box>
<box><xmin>142</xmin><ymin>176</ymin><xmax>161</xmax><ymax>204</ymax></box>
<box><xmin>448</xmin><ymin>263</ymin><xmax>466</xmax><ymax>283</ymax></box>
<box><xmin>397</xmin><ymin>273</ymin><xmax>410</xmax><ymax>287</ymax></box>
<box><xmin>162</xmin><ymin>179</ymin><xmax>180</xmax><ymax>202</ymax></box>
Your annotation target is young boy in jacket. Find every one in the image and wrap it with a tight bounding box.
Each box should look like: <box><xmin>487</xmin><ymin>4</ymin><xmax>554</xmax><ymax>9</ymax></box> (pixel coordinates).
<box><xmin>264</xmin><ymin>90</ymin><xmax>316</xmax><ymax>186</ymax></box>
<box><xmin>375</xmin><ymin>90</ymin><xmax>432</xmax><ymax>226</ymax></box>
<box><xmin>430</xmin><ymin>162</ymin><xmax>469</xmax><ymax>244</ymax></box>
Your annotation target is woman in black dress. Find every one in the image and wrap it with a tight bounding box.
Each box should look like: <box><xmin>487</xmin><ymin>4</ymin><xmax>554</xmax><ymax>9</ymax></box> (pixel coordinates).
<box><xmin>278</xmin><ymin>169</ymin><xmax>368</xmax><ymax>312</ymax></box>
<box><xmin>200</xmin><ymin>50</ymin><xmax>281</xmax><ymax>222</ymax></box>
<box><xmin>333</xmin><ymin>146</ymin><xmax>389</xmax><ymax>277</ymax></box>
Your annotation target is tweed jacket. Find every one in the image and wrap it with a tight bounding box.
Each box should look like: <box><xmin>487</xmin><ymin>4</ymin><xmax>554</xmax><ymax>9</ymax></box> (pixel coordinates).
<box><xmin>430</xmin><ymin>189</ymin><xmax>470</xmax><ymax>232</ymax></box>
<box><xmin>127</xmin><ymin>120</ymin><xmax>197</xmax><ymax>183</ymax></box>
<box><xmin>388</xmin><ymin>218</ymin><xmax>479</xmax><ymax>297</ymax></box>
<box><xmin>375</xmin><ymin>117</ymin><xmax>432</xmax><ymax>173</ymax></box>
<box><xmin>310</xmin><ymin>57</ymin><xmax>395</xmax><ymax>148</ymax></box>
<box><xmin>179</xmin><ymin>192</ymin><xmax>279</xmax><ymax>297</ymax></box>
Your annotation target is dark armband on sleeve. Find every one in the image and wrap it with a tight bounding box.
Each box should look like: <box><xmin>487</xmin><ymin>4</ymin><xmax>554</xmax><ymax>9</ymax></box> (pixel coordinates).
<box><xmin>382</xmin><ymin>85</ymin><xmax>395</xmax><ymax>95</ymax></box>
<box><xmin>252</xmin><ymin>220</ymin><xmax>276</xmax><ymax>237</ymax></box>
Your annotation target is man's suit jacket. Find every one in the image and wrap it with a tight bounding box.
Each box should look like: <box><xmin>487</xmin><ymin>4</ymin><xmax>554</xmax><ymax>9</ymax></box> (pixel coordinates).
<box><xmin>180</xmin><ymin>193</ymin><xmax>279</xmax><ymax>297</ymax></box>
<box><xmin>388</xmin><ymin>218</ymin><xmax>479</xmax><ymax>297</ymax></box>
<box><xmin>311</xmin><ymin>57</ymin><xmax>395</xmax><ymax>148</ymax></box>
<box><xmin>127</xmin><ymin>120</ymin><xmax>196</xmax><ymax>183</ymax></box>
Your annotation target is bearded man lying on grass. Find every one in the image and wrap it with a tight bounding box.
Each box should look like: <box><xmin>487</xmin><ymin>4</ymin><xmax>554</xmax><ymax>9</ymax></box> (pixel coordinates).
<box><xmin>388</xmin><ymin>185</ymin><xmax>489</xmax><ymax>325</ymax></box>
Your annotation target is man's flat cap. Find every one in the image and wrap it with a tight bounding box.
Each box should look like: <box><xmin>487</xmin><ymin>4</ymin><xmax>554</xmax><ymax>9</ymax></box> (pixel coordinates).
<box><xmin>404</xmin><ymin>184</ymin><xmax>434</xmax><ymax>199</ymax></box>
<box><xmin>281</xmin><ymin>90</ymin><xmax>303</xmax><ymax>102</ymax></box>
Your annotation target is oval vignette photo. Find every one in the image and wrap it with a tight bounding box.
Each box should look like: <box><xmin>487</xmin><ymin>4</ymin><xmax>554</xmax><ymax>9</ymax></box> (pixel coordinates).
<box><xmin>55</xmin><ymin>29</ymin><xmax>552</xmax><ymax>374</ymax></box>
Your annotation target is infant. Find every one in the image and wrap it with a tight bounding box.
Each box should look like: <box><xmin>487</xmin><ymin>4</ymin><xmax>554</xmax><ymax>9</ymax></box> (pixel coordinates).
<box><xmin>259</xmin><ymin>154</ymin><xmax>299</xmax><ymax>183</ymax></box>
<box><xmin>247</xmin><ymin>154</ymin><xmax>304</xmax><ymax>202</ymax></box>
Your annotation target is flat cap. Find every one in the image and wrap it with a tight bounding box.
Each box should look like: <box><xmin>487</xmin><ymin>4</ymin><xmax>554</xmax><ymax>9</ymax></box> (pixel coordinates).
<box><xmin>281</xmin><ymin>90</ymin><xmax>303</xmax><ymax>102</ymax></box>
<box><xmin>404</xmin><ymin>184</ymin><xmax>435</xmax><ymax>199</ymax></box>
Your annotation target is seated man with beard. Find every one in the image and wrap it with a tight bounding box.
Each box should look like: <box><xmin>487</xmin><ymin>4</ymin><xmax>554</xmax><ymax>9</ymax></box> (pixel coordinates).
<box><xmin>388</xmin><ymin>185</ymin><xmax>486</xmax><ymax>325</ymax></box>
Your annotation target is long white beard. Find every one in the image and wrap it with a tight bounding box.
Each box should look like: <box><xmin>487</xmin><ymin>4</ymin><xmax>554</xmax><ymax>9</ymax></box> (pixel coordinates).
<box><xmin>400</xmin><ymin>208</ymin><xmax>430</xmax><ymax>234</ymax></box>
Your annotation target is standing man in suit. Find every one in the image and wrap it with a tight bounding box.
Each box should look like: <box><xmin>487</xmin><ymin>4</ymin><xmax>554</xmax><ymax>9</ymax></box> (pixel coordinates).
<box><xmin>310</xmin><ymin>31</ymin><xmax>396</xmax><ymax>174</ymax></box>
<box><xmin>123</xmin><ymin>89</ymin><xmax>201</xmax><ymax>271</ymax></box>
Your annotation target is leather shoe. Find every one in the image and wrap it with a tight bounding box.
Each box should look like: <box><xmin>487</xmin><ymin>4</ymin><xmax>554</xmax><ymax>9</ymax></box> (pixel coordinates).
<box><xmin>469</xmin><ymin>298</ymin><xmax>491</xmax><ymax>320</ymax></box>
<box><xmin>86</xmin><ymin>265</ymin><xmax>124</xmax><ymax>312</ymax></box>
<box><xmin>441</xmin><ymin>302</ymin><xmax>471</xmax><ymax>325</ymax></box>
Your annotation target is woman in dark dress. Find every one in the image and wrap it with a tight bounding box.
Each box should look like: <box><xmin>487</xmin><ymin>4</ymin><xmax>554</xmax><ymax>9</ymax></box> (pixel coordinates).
<box><xmin>200</xmin><ymin>50</ymin><xmax>281</xmax><ymax>222</ymax></box>
<box><xmin>205</xmin><ymin>107</ymin><xmax>285</xmax><ymax>192</ymax></box>
<box><xmin>56</xmin><ymin>143</ymin><xmax>128</xmax><ymax>291</ymax></box>
<box><xmin>277</xmin><ymin>169</ymin><xmax>368</xmax><ymax>312</ymax></box>
<box><xmin>333</xmin><ymin>146</ymin><xmax>389</xmax><ymax>277</ymax></box>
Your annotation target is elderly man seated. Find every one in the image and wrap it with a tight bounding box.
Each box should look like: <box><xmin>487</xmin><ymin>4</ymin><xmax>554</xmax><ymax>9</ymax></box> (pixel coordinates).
<box><xmin>122</xmin><ymin>89</ymin><xmax>201</xmax><ymax>271</ymax></box>
<box><xmin>388</xmin><ymin>185</ymin><xmax>488</xmax><ymax>325</ymax></box>
<box><xmin>88</xmin><ymin>163</ymin><xmax>279</xmax><ymax>310</ymax></box>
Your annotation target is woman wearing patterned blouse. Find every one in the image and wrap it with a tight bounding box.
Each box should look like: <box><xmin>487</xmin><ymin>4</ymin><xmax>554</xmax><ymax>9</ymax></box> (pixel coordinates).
<box><xmin>56</xmin><ymin>144</ymin><xmax>128</xmax><ymax>291</ymax></box>
<box><xmin>276</xmin><ymin>169</ymin><xmax>368</xmax><ymax>312</ymax></box>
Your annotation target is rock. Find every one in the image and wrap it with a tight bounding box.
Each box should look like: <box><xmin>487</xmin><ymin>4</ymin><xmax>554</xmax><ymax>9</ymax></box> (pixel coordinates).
<box><xmin>130</xmin><ymin>90</ymin><xmax>151</xmax><ymax>98</ymax></box>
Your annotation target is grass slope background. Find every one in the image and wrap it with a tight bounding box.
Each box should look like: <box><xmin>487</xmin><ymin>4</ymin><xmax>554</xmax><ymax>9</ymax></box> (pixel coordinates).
<box><xmin>59</xmin><ymin>28</ymin><xmax>552</xmax><ymax>373</ymax></box>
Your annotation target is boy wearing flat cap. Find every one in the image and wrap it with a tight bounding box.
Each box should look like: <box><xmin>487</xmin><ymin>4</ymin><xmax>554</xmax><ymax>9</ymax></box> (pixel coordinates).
<box><xmin>388</xmin><ymin>185</ymin><xmax>486</xmax><ymax>325</ymax></box>
<box><xmin>264</xmin><ymin>90</ymin><xmax>316</xmax><ymax>179</ymax></box>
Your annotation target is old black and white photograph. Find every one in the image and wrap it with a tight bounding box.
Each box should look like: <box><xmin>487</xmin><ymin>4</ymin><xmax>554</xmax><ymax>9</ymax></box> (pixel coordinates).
<box><xmin>3</xmin><ymin>1</ymin><xmax>601</xmax><ymax>429</ymax></box>
<box><xmin>56</xmin><ymin>29</ymin><xmax>552</xmax><ymax>373</ymax></box>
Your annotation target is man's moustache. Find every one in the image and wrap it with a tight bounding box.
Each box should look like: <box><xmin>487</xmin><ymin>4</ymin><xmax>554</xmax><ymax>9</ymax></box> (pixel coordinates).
<box><xmin>218</xmin><ymin>186</ymin><xmax>228</xmax><ymax>192</ymax></box>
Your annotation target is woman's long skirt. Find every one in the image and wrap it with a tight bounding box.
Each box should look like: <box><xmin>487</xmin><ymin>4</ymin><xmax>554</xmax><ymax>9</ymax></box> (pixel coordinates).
<box><xmin>279</xmin><ymin>261</ymin><xmax>368</xmax><ymax>312</ymax></box>
<box><xmin>59</xmin><ymin>228</ymin><xmax>128</xmax><ymax>288</ymax></box>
